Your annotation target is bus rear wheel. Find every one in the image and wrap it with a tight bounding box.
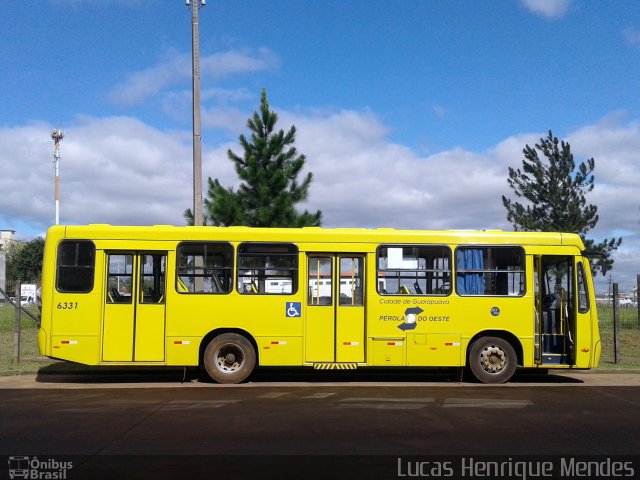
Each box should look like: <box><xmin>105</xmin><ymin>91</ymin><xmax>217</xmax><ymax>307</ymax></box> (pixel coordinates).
<box><xmin>203</xmin><ymin>333</ymin><xmax>256</xmax><ymax>384</ymax></box>
<box><xmin>468</xmin><ymin>336</ymin><xmax>517</xmax><ymax>384</ymax></box>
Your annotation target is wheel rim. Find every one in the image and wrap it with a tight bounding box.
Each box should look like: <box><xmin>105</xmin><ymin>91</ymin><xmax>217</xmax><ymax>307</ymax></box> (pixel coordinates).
<box><xmin>214</xmin><ymin>343</ymin><xmax>245</xmax><ymax>375</ymax></box>
<box><xmin>479</xmin><ymin>344</ymin><xmax>507</xmax><ymax>374</ymax></box>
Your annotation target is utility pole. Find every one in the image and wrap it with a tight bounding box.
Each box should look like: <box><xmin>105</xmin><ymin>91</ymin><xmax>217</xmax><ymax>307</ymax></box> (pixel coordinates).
<box><xmin>613</xmin><ymin>283</ymin><xmax>620</xmax><ymax>364</ymax></box>
<box><xmin>51</xmin><ymin>129</ymin><xmax>64</xmax><ymax>225</ymax></box>
<box><xmin>187</xmin><ymin>0</ymin><xmax>205</xmax><ymax>226</ymax></box>
<box><xmin>637</xmin><ymin>274</ymin><xmax>639</xmax><ymax>329</ymax></box>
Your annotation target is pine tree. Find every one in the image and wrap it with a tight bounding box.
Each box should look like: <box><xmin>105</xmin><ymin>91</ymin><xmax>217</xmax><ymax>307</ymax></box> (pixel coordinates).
<box><xmin>502</xmin><ymin>130</ymin><xmax>621</xmax><ymax>275</ymax></box>
<box><xmin>185</xmin><ymin>89</ymin><xmax>322</xmax><ymax>227</ymax></box>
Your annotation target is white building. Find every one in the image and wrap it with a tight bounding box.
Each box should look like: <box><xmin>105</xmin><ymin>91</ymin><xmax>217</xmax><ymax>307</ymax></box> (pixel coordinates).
<box><xmin>0</xmin><ymin>230</ymin><xmax>13</xmax><ymax>299</ymax></box>
<box><xmin>0</xmin><ymin>230</ymin><xmax>16</xmax><ymax>251</ymax></box>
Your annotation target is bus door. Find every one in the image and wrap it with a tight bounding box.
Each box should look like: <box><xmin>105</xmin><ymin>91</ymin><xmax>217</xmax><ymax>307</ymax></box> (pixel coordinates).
<box><xmin>534</xmin><ymin>255</ymin><xmax>577</xmax><ymax>365</ymax></box>
<box><xmin>305</xmin><ymin>254</ymin><xmax>365</xmax><ymax>363</ymax></box>
<box><xmin>102</xmin><ymin>252</ymin><xmax>167</xmax><ymax>362</ymax></box>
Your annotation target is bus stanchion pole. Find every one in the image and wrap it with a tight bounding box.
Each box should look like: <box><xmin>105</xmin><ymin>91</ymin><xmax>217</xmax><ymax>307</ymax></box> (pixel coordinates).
<box><xmin>13</xmin><ymin>281</ymin><xmax>21</xmax><ymax>363</ymax></box>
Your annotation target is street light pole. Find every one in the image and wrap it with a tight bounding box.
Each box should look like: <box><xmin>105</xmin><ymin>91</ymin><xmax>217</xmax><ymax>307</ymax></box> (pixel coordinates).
<box><xmin>187</xmin><ymin>0</ymin><xmax>205</xmax><ymax>226</ymax></box>
<box><xmin>51</xmin><ymin>129</ymin><xmax>64</xmax><ymax>225</ymax></box>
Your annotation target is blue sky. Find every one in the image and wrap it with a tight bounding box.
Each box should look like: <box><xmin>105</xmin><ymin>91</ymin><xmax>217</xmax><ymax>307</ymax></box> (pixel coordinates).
<box><xmin>1</xmin><ymin>0</ymin><xmax>639</xmax><ymax>292</ymax></box>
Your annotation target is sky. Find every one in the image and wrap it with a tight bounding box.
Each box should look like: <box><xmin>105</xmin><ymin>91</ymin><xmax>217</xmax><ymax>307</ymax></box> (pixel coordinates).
<box><xmin>0</xmin><ymin>0</ymin><xmax>639</xmax><ymax>293</ymax></box>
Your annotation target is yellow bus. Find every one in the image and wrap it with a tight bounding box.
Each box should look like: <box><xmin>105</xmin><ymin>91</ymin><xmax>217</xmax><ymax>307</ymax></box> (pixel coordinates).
<box><xmin>38</xmin><ymin>224</ymin><xmax>600</xmax><ymax>384</ymax></box>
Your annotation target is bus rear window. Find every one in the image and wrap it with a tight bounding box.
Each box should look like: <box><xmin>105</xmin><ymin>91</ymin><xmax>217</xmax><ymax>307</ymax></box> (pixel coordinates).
<box><xmin>57</xmin><ymin>240</ymin><xmax>96</xmax><ymax>293</ymax></box>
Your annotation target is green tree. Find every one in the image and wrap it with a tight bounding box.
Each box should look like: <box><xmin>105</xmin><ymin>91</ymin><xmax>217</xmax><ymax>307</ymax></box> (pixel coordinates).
<box><xmin>6</xmin><ymin>237</ymin><xmax>45</xmax><ymax>282</ymax></box>
<box><xmin>502</xmin><ymin>130</ymin><xmax>621</xmax><ymax>275</ymax></box>
<box><xmin>185</xmin><ymin>89</ymin><xmax>322</xmax><ymax>227</ymax></box>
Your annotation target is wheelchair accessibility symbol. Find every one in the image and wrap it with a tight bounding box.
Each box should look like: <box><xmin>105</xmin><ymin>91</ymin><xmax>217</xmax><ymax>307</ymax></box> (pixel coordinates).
<box><xmin>286</xmin><ymin>302</ymin><xmax>301</xmax><ymax>318</ymax></box>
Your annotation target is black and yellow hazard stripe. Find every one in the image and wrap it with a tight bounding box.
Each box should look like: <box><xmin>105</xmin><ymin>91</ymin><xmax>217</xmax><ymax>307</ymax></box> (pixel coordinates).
<box><xmin>313</xmin><ymin>363</ymin><xmax>357</xmax><ymax>370</ymax></box>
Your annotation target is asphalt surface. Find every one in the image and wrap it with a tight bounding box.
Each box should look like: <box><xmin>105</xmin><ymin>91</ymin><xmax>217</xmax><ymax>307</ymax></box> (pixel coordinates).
<box><xmin>1</xmin><ymin>370</ymin><xmax>639</xmax><ymax>479</ymax></box>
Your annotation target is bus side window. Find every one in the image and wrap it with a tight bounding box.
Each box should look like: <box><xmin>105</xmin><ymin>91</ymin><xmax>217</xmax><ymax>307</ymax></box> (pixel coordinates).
<box><xmin>377</xmin><ymin>245</ymin><xmax>451</xmax><ymax>296</ymax></box>
<box><xmin>237</xmin><ymin>243</ymin><xmax>298</xmax><ymax>295</ymax></box>
<box><xmin>106</xmin><ymin>254</ymin><xmax>133</xmax><ymax>304</ymax></box>
<box><xmin>455</xmin><ymin>246</ymin><xmax>525</xmax><ymax>296</ymax></box>
<box><xmin>140</xmin><ymin>254</ymin><xmax>166</xmax><ymax>304</ymax></box>
<box><xmin>176</xmin><ymin>242</ymin><xmax>233</xmax><ymax>294</ymax></box>
<box><xmin>577</xmin><ymin>261</ymin><xmax>590</xmax><ymax>313</ymax></box>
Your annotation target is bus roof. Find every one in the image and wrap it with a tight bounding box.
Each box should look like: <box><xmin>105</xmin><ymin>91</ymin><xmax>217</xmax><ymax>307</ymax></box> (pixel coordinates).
<box><xmin>47</xmin><ymin>224</ymin><xmax>586</xmax><ymax>249</ymax></box>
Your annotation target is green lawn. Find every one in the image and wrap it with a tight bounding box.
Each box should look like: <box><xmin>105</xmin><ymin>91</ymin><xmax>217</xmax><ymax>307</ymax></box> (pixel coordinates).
<box><xmin>0</xmin><ymin>304</ymin><xmax>53</xmax><ymax>374</ymax></box>
<box><xmin>597</xmin><ymin>305</ymin><xmax>640</xmax><ymax>368</ymax></box>
<box><xmin>596</xmin><ymin>305</ymin><xmax>639</xmax><ymax>328</ymax></box>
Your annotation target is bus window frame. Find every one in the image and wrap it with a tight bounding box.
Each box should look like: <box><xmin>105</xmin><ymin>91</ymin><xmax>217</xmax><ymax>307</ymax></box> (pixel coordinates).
<box><xmin>577</xmin><ymin>260</ymin><xmax>590</xmax><ymax>314</ymax></box>
<box><xmin>106</xmin><ymin>252</ymin><xmax>135</xmax><ymax>304</ymax></box>
<box><xmin>236</xmin><ymin>242</ymin><xmax>299</xmax><ymax>295</ymax></box>
<box><xmin>454</xmin><ymin>245</ymin><xmax>526</xmax><ymax>297</ymax></box>
<box><xmin>139</xmin><ymin>252</ymin><xmax>167</xmax><ymax>304</ymax></box>
<box><xmin>56</xmin><ymin>240</ymin><xmax>96</xmax><ymax>294</ymax></box>
<box><xmin>175</xmin><ymin>241</ymin><xmax>234</xmax><ymax>295</ymax></box>
<box><xmin>376</xmin><ymin>244</ymin><xmax>452</xmax><ymax>296</ymax></box>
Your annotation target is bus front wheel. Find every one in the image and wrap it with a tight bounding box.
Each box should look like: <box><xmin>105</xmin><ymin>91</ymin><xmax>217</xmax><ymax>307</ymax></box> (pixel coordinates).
<box><xmin>203</xmin><ymin>333</ymin><xmax>256</xmax><ymax>384</ymax></box>
<box><xmin>468</xmin><ymin>336</ymin><xmax>517</xmax><ymax>384</ymax></box>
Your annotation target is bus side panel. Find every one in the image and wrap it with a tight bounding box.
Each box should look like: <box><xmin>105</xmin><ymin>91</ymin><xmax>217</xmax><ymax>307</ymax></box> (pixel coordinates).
<box><xmin>368</xmin><ymin>293</ymin><xmax>534</xmax><ymax>368</ymax></box>
<box><xmin>166</xmin><ymin>337</ymin><xmax>200</xmax><ymax>365</ymax></box>
<box><xmin>406</xmin><ymin>333</ymin><xmax>461</xmax><ymax>366</ymax></box>
<box><xmin>458</xmin><ymin>296</ymin><xmax>534</xmax><ymax>366</ymax></box>
<box><xmin>367</xmin><ymin>294</ymin><xmax>462</xmax><ymax>366</ymax></box>
<box><xmin>369</xmin><ymin>338</ymin><xmax>405</xmax><ymax>366</ymax></box>
<box><xmin>49</xmin><ymin>296</ymin><xmax>102</xmax><ymax>365</ymax></box>
<box><xmin>166</xmin><ymin>292</ymin><xmax>305</xmax><ymax>366</ymax></box>
<box><xmin>256</xmin><ymin>337</ymin><xmax>303</xmax><ymax>365</ymax></box>
<box><xmin>48</xmin><ymin>252</ymin><xmax>105</xmax><ymax>366</ymax></box>
<box><xmin>51</xmin><ymin>336</ymin><xmax>101</xmax><ymax>365</ymax></box>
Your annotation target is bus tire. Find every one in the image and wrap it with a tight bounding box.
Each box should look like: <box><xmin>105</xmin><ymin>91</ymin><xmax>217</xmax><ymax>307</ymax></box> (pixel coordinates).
<box><xmin>203</xmin><ymin>333</ymin><xmax>256</xmax><ymax>384</ymax></box>
<box><xmin>468</xmin><ymin>336</ymin><xmax>517</xmax><ymax>384</ymax></box>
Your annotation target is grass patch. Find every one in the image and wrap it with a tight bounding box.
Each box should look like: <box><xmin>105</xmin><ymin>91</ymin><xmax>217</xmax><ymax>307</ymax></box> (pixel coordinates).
<box><xmin>597</xmin><ymin>305</ymin><xmax>640</xmax><ymax>367</ymax></box>
<box><xmin>597</xmin><ymin>305</ymin><xmax>639</xmax><ymax>329</ymax></box>
<box><xmin>0</xmin><ymin>305</ymin><xmax>54</xmax><ymax>374</ymax></box>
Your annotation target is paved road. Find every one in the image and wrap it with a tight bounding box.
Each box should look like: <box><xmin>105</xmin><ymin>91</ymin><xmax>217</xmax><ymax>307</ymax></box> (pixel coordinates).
<box><xmin>1</xmin><ymin>371</ymin><xmax>639</xmax><ymax>479</ymax></box>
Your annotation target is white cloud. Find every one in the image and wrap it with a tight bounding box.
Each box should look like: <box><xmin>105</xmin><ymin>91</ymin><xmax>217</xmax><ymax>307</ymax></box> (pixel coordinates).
<box><xmin>0</xmin><ymin>117</ymin><xmax>226</xmax><ymax>228</ymax></box>
<box><xmin>201</xmin><ymin>106</ymin><xmax>248</xmax><ymax>133</ymax></box>
<box><xmin>108</xmin><ymin>48</ymin><xmax>278</xmax><ymax>106</ymax></box>
<box><xmin>567</xmin><ymin>117</ymin><xmax>640</xmax><ymax>249</ymax></box>
<box><xmin>1</xmin><ymin>111</ymin><xmax>638</xmax><ymax>292</ymax></box>
<box><xmin>286</xmin><ymin>109</ymin><xmax>508</xmax><ymax>231</ymax></box>
<box><xmin>161</xmin><ymin>87</ymin><xmax>253</xmax><ymax>132</ymax></box>
<box><xmin>624</xmin><ymin>27</ymin><xmax>640</xmax><ymax>50</ymax></box>
<box><xmin>431</xmin><ymin>105</ymin><xmax>449</xmax><ymax>119</ymax></box>
<box><xmin>520</xmin><ymin>0</ymin><xmax>571</xmax><ymax>20</ymax></box>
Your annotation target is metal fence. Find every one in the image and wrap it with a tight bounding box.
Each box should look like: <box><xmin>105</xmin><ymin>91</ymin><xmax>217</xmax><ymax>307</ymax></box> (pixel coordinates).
<box><xmin>598</xmin><ymin>281</ymin><xmax>640</xmax><ymax>368</ymax></box>
<box><xmin>0</xmin><ymin>280</ymin><xmax>44</xmax><ymax>373</ymax></box>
